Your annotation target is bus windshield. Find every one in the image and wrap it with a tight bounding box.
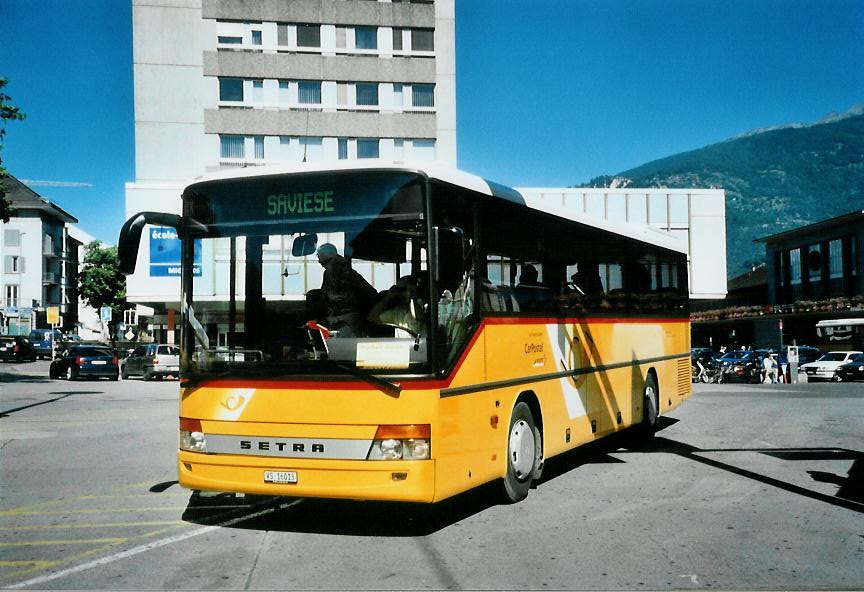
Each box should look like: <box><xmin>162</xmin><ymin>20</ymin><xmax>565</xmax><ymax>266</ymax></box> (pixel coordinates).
<box><xmin>181</xmin><ymin>170</ymin><xmax>431</xmax><ymax>380</ymax></box>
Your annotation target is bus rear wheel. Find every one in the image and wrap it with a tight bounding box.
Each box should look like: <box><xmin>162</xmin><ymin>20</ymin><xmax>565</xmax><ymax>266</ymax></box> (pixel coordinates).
<box><xmin>636</xmin><ymin>373</ymin><xmax>659</xmax><ymax>439</ymax></box>
<box><xmin>502</xmin><ymin>402</ymin><xmax>541</xmax><ymax>503</ymax></box>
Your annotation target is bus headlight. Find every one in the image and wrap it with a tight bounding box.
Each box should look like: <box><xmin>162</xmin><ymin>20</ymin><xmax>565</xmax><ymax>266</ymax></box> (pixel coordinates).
<box><xmin>179</xmin><ymin>417</ymin><xmax>208</xmax><ymax>453</ymax></box>
<box><xmin>366</xmin><ymin>425</ymin><xmax>430</xmax><ymax>460</ymax></box>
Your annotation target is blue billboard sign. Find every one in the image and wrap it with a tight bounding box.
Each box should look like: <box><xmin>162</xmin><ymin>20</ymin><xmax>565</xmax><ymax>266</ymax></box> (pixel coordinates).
<box><xmin>149</xmin><ymin>227</ymin><xmax>202</xmax><ymax>277</ymax></box>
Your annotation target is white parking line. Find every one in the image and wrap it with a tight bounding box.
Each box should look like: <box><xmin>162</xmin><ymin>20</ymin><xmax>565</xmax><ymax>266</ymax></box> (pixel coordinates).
<box><xmin>7</xmin><ymin>499</ymin><xmax>300</xmax><ymax>590</ymax></box>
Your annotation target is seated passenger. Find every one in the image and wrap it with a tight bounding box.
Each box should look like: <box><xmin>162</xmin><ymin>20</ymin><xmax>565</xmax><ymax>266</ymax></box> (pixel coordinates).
<box><xmin>513</xmin><ymin>264</ymin><xmax>552</xmax><ymax>311</ymax></box>
<box><xmin>367</xmin><ymin>275</ymin><xmax>426</xmax><ymax>335</ymax></box>
<box><xmin>570</xmin><ymin>260</ymin><xmax>604</xmax><ymax>296</ymax></box>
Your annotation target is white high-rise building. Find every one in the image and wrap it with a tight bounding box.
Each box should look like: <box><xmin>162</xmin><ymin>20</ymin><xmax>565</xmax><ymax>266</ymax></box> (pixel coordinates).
<box><xmin>125</xmin><ymin>0</ymin><xmax>456</xmax><ymax>338</ymax></box>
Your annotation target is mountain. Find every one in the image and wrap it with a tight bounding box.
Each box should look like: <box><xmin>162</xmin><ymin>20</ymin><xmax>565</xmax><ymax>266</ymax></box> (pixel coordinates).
<box><xmin>583</xmin><ymin>106</ymin><xmax>864</xmax><ymax>277</ymax></box>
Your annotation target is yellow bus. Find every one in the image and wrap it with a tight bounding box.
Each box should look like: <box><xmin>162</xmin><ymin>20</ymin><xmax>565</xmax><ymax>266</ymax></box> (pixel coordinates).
<box><xmin>118</xmin><ymin>162</ymin><xmax>692</xmax><ymax>504</ymax></box>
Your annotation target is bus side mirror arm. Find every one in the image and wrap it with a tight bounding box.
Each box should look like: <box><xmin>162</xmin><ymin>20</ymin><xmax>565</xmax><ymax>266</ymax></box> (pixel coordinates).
<box><xmin>117</xmin><ymin>211</ymin><xmax>208</xmax><ymax>275</ymax></box>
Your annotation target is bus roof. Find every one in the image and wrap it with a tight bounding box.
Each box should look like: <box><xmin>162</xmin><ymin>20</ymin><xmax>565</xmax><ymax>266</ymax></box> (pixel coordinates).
<box><xmin>186</xmin><ymin>160</ymin><xmax>687</xmax><ymax>254</ymax></box>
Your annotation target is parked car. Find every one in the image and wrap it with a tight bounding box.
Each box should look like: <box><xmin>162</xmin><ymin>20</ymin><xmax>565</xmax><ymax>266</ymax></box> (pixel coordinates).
<box><xmin>121</xmin><ymin>344</ymin><xmax>180</xmax><ymax>380</ymax></box>
<box><xmin>49</xmin><ymin>345</ymin><xmax>119</xmax><ymax>380</ymax></box>
<box><xmin>719</xmin><ymin>350</ymin><xmax>764</xmax><ymax>383</ymax></box>
<box><xmin>0</xmin><ymin>335</ymin><xmax>38</xmax><ymax>362</ymax></box>
<box><xmin>831</xmin><ymin>353</ymin><xmax>864</xmax><ymax>382</ymax></box>
<box><xmin>800</xmin><ymin>351</ymin><xmax>864</xmax><ymax>382</ymax></box>
<box><xmin>28</xmin><ymin>329</ymin><xmax>65</xmax><ymax>360</ymax></box>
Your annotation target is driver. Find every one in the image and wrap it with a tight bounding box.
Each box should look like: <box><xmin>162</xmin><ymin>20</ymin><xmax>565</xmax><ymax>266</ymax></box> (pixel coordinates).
<box><xmin>316</xmin><ymin>243</ymin><xmax>378</xmax><ymax>337</ymax></box>
<box><xmin>367</xmin><ymin>275</ymin><xmax>425</xmax><ymax>335</ymax></box>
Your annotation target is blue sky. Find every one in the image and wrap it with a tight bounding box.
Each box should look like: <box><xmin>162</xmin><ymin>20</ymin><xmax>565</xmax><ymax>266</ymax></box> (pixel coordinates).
<box><xmin>1</xmin><ymin>0</ymin><xmax>862</xmax><ymax>243</ymax></box>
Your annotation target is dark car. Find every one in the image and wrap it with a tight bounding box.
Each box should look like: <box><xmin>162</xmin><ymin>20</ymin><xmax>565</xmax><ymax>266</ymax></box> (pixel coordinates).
<box><xmin>49</xmin><ymin>345</ymin><xmax>119</xmax><ymax>380</ymax></box>
<box><xmin>719</xmin><ymin>350</ymin><xmax>764</xmax><ymax>383</ymax></box>
<box><xmin>121</xmin><ymin>344</ymin><xmax>180</xmax><ymax>380</ymax></box>
<box><xmin>833</xmin><ymin>353</ymin><xmax>864</xmax><ymax>382</ymax></box>
<box><xmin>0</xmin><ymin>335</ymin><xmax>38</xmax><ymax>362</ymax></box>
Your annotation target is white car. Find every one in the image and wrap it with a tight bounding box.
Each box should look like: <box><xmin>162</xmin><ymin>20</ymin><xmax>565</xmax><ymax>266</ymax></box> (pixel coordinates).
<box><xmin>801</xmin><ymin>351</ymin><xmax>864</xmax><ymax>381</ymax></box>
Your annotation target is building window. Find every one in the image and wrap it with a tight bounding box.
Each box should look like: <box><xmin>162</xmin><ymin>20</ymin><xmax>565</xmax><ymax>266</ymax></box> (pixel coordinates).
<box><xmin>355</xmin><ymin>27</ymin><xmax>377</xmax><ymax>50</ymax></box>
<box><xmin>357</xmin><ymin>139</ymin><xmax>380</xmax><ymax>159</ymax></box>
<box><xmin>277</xmin><ymin>24</ymin><xmax>289</xmax><ymax>47</ymax></box>
<box><xmin>218</xmin><ymin>35</ymin><xmax>242</xmax><ymax>45</ymax></box>
<box><xmin>296</xmin><ymin>24</ymin><xmax>320</xmax><ymax>48</ymax></box>
<box><xmin>279</xmin><ymin>80</ymin><xmax>290</xmax><ymax>105</ymax></box>
<box><xmin>251</xmin><ymin>30</ymin><xmax>262</xmax><ymax>46</ymax></box>
<box><xmin>356</xmin><ymin>83</ymin><xmax>379</xmax><ymax>106</ymax></box>
<box><xmin>338</xmin><ymin>138</ymin><xmax>348</xmax><ymax>160</ymax></box>
<box><xmin>220</xmin><ymin>135</ymin><xmax>245</xmax><ymax>159</ymax></box>
<box><xmin>412</xmin><ymin>84</ymin><xmax>434</xmax><ymax>107</ymax></box>
<box><xmin>411</xmin><ymin>29</ymin><xmax>434</xmax><ymax>51</ymax></box>
<box><xmin>298</xmin><ymin>81</ymin><xmax>322</xmax><ymax>105</ymax></box>
<box><xmin>392</xmin><ymin>28</ymin><xmax>403</xmax><ymax>51</ymax></box>
<box><xmin>336</xmin><ymin>26</ymin><xmax>347</xmax><ymax>49</ymax></box>
<box><xmin>4</xmin><ymin>229</ymin><xmax>20</xmax><ymax>247</ymax></box>
<box><xmin>252</xmin><ymin>80</ymin><xmax>264</xmax><ymax>103</ymax></box>
<box><xmin>254</xmin><ymin>136</ymin><xmax>265</xmax><ymax>160</ymax></box>
<box><xmin>5</xmin><ymin>284</ymin><xmax>19</xmax><ymax>307</ymax></box>
<box><xmin>829</xmin><ymin>239</ymin><xmax>843</xmax><ymax>279</ymax></box>
<box><xmin>393</xmin><ymin>84</ymin><xmax>403</xmax><ymax>107</ymax></box>
<box><xmin>4</xmin><ymin>255</ymin><xmax>23</xmax><ymax>273</ymax></box>
<box><xmin>789</xmin><ymin>248</ymin><xmax>801</xmax><ymax>285</ymax></box>
<box><xmin>219</xmin><ymin>78</ymin><xmax>244</xmax><ymax>102</ymax></box>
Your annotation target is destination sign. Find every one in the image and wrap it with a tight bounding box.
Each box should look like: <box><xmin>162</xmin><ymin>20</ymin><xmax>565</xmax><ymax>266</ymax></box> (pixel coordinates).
<box><xmin>267</xmin><ymin>191</ymin><xmax>335</xmax><ymax>216</ymax></box>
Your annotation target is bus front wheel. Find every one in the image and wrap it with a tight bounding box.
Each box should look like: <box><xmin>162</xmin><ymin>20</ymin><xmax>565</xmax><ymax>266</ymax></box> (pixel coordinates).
<box><xmin>502</xmin><ymin>402</ymin><xmax>541</xmax><ymax>503</ymax></box>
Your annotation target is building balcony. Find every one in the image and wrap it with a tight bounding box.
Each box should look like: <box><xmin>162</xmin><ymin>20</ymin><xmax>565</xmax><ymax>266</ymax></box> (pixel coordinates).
<box><xmin>42</xmin><ymin>271</ymin><xmax>60</xmax><ymax>285</ymax></box>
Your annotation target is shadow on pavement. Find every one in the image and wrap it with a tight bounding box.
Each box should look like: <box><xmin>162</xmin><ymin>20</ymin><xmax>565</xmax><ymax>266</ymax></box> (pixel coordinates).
<box><xmin>180</xmin><ymin>481</ymin><xmax>504</xmax><ymax>537</ymax></box>
<box><xmin>0</xmin><ymin>391</ymin><xmax>101</xmax><ymax>416</ymax></box>
<box><xmin>0</xmin><ymin>370</ymin><xmax>52</xmax><ymax>384</ymax></box>
<box><xmin>620</xmin><ymin>435</ymin><xmax>864</xmax><ymax>514</ymax></box>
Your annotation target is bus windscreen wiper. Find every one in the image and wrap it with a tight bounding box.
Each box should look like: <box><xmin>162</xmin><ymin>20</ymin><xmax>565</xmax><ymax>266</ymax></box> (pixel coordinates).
<box><xmin>320</xmin><ymin>360</ymin><xmax>402</xmax><ymax>398</ymax></box>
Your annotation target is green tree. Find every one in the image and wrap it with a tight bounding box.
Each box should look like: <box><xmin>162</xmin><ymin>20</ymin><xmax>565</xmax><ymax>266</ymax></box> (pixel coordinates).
<box><xmin>79</xmin><ymin>241</ymin><xmax>127</xmax><ymax>313</ymax></box>
<box><xmin>1</xmin><ymin>77</ymin><xmax>26</xmax><ymax>223</ymax></box>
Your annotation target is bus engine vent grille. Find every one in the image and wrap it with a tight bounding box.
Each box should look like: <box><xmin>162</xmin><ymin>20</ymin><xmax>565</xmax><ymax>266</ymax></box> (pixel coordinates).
<box><xmin>677</xmin><ymin>358</ymin><xmax>691</xmax><ymax>396</ymax></box>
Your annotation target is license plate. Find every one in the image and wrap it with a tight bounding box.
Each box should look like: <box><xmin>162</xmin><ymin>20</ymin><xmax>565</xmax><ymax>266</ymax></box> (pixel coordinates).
<box><xmin>264</xmin><ymin>471</ymin><xmax>297</xmax><ymax>484</ymax></box>
<box><xmin>91</xmin><ymin>360</ymin><xmax>107</xmax><ymax>365</ymax></box>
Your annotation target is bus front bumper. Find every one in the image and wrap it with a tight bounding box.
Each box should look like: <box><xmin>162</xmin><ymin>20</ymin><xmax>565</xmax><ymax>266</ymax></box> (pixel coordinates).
<box><xmin>178</xmin><ymin>451</ymin><xmax>436</xmax><ymax>503</ymax></box>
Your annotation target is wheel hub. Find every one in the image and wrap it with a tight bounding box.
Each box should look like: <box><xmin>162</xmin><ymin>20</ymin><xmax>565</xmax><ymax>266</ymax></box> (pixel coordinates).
<box><xmin>509</xmin><ymin>419</ymin><xmax>535</xmax><ymax>480</ymax></box>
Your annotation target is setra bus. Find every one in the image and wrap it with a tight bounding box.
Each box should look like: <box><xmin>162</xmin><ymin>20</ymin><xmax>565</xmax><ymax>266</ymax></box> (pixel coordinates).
<box><xmin>118</xmin><ymin>161</ymin><xmax>692</xmax><ymax>503</ymax></box>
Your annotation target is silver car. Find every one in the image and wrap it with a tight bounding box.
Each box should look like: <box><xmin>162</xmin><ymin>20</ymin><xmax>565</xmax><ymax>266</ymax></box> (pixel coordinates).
<box><xmin>121</xmin><ymin>344</ymin><xmax>180</xmax><ymax>380</ymax></box>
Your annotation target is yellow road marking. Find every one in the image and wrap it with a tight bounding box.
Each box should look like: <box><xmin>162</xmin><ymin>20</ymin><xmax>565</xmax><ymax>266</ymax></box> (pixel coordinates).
<box><xmin>0</xmin><ymin>507</ymin><xmax>187</xmax><ymax>516</ymax></box>
<box><xmin>0</xmin><ymin>524</ymin><xmax>189</xmax><ymax>583</ymax></box>
<box><xmin>0</xmin><ymin>561</ymin><xmax>57</xmax><ymax>568</ymax></box>
<box><xmin>0</xmin><ymin>520</ymin><xmax>184</xmax><ymax>531</ymax></box>
<box><xmin>0</xmin><ymin>542</ymin><xmax>119</xmax><ymax>582</ymax></box>
<box><xmin>0</xmin><ymin>538</ymin><xmax>128</xmax><ymax>547</ymax></box>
